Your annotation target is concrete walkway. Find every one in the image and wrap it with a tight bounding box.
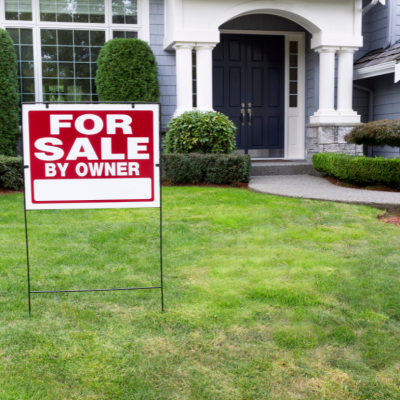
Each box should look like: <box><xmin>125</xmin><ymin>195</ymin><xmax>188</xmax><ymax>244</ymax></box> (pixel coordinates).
<box><xmin>249</xmin><ymin>175</ymin><xmax>400</xmax><ymax>214</ymax></box>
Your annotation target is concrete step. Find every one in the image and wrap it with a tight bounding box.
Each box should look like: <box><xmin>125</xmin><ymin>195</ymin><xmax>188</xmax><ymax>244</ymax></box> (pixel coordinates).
<box><xmin>251</xmin><ymin>161</ymin><xmax>320</xmax><ymax>177</ymax></box>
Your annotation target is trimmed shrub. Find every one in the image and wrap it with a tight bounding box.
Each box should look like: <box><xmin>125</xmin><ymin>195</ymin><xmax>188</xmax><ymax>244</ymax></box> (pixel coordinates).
<box><xmin>312</xmin><ymin>152</ymin><xmax>400</xmax><ymax>189</ymax></box>
<box><xmin>0</xmin><ymin>156</ymin><xmax>23</xmax><ymax>190</ymax></box>
<box><xmin>96</xmin><ymin>38</ymin><xmax>160</xmax><ymax>102</ymax></box>
<box><xmin>345</xmin><ymin>119</ymin><xmax>400</xmax><ymax>147</ymax></box>
<box><xmin>162</xmin><ymin>153</ymin><xmax>251</xmax><ymax>185</ymax></box>
<box><xmin>0</xmin><ymin>29</ymin><xmax>20</xmax><ymax>156</ymax></box>
<box><xmin>164</xmin><ymin>111</ymin><xmax>237</xmax><ymax>154</ymax></box>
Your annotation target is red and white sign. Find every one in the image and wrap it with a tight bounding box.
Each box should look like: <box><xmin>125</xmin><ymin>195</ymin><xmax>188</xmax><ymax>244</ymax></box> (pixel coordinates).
<box><xmin>22</xmin><ymin>104</ymin><xmax>160</xmax><ymax>210</ymax></box>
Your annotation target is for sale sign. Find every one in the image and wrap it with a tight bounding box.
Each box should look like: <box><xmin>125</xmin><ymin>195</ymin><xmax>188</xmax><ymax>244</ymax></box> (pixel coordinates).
<box><xmin>22</xmin><ymin>104</ymin><xmax>160</xmax><ymax>210</ymax></box>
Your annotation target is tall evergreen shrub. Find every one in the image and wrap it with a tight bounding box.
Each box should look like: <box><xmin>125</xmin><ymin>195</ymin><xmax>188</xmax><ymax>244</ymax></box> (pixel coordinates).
<box><xmin>0</xmin><ymin>29</ymin><xmax>20</xmax><ymax>156</ymax></box>
<box><xmin>95</xmin><ymin>38</ymin><xmax>160</xmax><ymax>102</ymax></box>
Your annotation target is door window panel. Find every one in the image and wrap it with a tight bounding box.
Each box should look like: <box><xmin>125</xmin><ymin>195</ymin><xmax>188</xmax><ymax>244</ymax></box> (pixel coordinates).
<box><xmin>39</xmin><ymin>0</ymin><xmax>105</xmax><ymax>23</ymax></box>
<box><xmin>5</xmin><ymin>0</ymin><xmax>32</xmax><ymax>21</ymax></box>
<box><xmin>6</xmin><ymin>28</ymin><xmax>35</xmax><ymax>102</ymax></box>
<box><xmin>112</xmin><ymin>0</ymin><xmax>137</xmax><ymax>24</ymax></box>
<box><xmin>289</xmin><ymin>41</ymin><xmax>298</xmax><ymax>108</ymax></box>
<box><xmin>41</xmin><ymin>29</ymin><xmax>105</xmax><ymax>101</ymax></box>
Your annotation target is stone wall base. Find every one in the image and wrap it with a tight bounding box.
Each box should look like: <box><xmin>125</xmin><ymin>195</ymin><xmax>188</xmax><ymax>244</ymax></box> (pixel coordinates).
<box><xmin>306</xmin><ymin>123</ymin><xmax>364</xmax><ymax>162</ymax></box>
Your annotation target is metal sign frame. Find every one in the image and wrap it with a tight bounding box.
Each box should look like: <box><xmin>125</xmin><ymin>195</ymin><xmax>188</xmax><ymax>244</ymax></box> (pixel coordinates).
<box><xmin>22</xmin><ymin>101</ymin><xmax>164</xmax><ymax>313</ymax></box>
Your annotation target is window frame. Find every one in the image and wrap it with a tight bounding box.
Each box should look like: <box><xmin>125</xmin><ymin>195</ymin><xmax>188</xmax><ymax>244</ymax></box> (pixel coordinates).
<box><xmin>0</xmin><ymin>0</ymin><xmax>149</xmax><ymax>102</ymax></box>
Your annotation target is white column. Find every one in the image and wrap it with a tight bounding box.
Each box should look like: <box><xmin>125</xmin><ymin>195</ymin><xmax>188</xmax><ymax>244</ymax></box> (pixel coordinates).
<box><xmin>195</xmin><ymin>43</ymin><xmax>216</xmax><ymax>111</ymax></box>
<box><xmin>337</xmin><ymin>48</ymin><xmax>358</xmax><ymax>118</ymax></box>
<box><xmin>173</xmin><ymin>42</ymin><xmax>195</xmax><ymax>116</ymax></box>
<box><xmin>317</xmin><ymin>47</ymin><xmax>338</xmax><ymax>116</ymax></box>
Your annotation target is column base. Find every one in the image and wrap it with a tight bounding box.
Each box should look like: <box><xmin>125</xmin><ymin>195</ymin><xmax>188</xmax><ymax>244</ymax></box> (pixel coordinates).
<box><xmin>310</xmin><ymin>114</ymin><xmax>361</xmax><ymax>124</ymax></box>
<box><xmin>306</xmin><ymin>122</ymin><xmax>364</xmax><ymax>162</ymax></box>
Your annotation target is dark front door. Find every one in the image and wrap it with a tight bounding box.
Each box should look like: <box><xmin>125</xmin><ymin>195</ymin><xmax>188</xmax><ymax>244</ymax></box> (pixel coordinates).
<box><xmin>212</xmin><ymin>34</ymin><xmax>285</xmax><ymax>157</ymax></box>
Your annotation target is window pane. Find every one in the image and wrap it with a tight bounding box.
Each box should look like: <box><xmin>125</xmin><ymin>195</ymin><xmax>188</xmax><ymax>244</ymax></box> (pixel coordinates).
<box><xmin>112</xmin><ymin>0</ymin><xmax>137</xmax><ymax>24</ymax></box>
<box><xmin>40</xmin><ymin>0</ymin><xmax>105</xmax><ymax>23</ymax></box>
<box><xmin>41</xmin><ymin>29</ymin><xmax>104</xmax><ymax>101</ymax></box>
<box><xmin>112</xmin><ymin>31</ymin><xmax>138</xmax><ymax>39</ymax></box>
<box><xmin>6</xmin><ymin>28</ymin><xmax>35</xmax><ymax>102</ymax></box>
<box><xmin>5</xmin><ymin>0</ymin><xmax>32</xmax><ymax>20</ymax></box>
<box><xmin>289</xmin><ymin>95</ymin><xmax>298</xmax><ymax>108</ymax></box>
<box><xmin>289</xmin><ymin>41</ymin><xmax>298</xmax><ymax>54</ymax></box>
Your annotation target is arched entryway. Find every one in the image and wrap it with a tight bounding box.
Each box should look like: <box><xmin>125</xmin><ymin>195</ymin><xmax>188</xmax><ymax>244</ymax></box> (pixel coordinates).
<box><xmin>212</xmin><ymin>14</ymin><xmax>307</xmax><ymax>158</ymax></box>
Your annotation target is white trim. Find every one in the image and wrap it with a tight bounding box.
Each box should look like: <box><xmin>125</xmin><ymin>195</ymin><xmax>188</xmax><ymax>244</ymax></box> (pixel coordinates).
<box><xmin>219</xmin><ymin>29</ymin><xmax>306</xmax><ymax>160</ymax></box>
<box><xmin>353</xmin><ymin>61</ymin><xmax>396</xmax><ymax>80</ymax></box>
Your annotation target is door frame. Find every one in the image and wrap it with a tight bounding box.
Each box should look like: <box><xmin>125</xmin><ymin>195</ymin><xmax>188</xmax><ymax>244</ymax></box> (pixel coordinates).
<box><xmin>219</xmin><ymin>29</ymin><xmax>306</xmax><ymax>160</ymax></box>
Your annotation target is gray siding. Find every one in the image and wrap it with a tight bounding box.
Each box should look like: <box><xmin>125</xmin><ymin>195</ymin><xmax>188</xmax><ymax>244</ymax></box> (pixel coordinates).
<box><xmin>370</xmin><ymin>2</ymin><xmax>388</xmax><ymax>50</ymax></box>
<box><xmin>149</xmin><ymin>0</ymin><xmax>176</xmax><ymax>128</ymax></box>
<box><xmin>396</xmin><ymin>0</ymin><xmax>400</xmax><ymax>43</ymax></box>
<box><xmin>353</xmin><ymin>87</ymin><xmax>370</xmax><ymax>123</ymax></box>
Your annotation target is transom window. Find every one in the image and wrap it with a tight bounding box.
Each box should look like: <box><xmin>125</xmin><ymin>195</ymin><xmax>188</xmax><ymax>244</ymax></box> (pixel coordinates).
<box><xmin>1</xmin><ymin>0</ymin><xmax>145</xmax><ymax>103</ymax></box>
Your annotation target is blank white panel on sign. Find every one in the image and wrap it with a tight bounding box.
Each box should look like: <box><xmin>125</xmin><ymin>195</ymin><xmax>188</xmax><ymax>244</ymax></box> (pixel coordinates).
<box><xmin>34</xmin><ymin>178</ymin><xmax>152</xmax><ymax>202</ymax></box>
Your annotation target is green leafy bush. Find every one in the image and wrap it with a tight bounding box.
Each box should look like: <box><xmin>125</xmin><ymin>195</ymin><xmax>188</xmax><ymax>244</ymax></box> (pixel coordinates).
<box><xmin>162</xmin><ymin>153</ymin><xmax>251</xmax><ymax>185</ymax></box>
<box><xmin>0</xmin><ymin>156</ymin><xmax>23</xmax><ymax>190</ymax></box>
<box><xmin>312</xmin><ymin>153</ymin><xmax>400</xmax><ymax>188</ymax></box>
<box><xmin>96</xmin><ymin>38</ymin><xmax>160</xmax><ymax>102</ymax></box>
<box><xmin>164</xmin><ymin>111</ymin><xmax>237</xmax><ymax>154</ymax></box>
<box><xmin>345</xmin><ymin>119</ymin><xmax>400</xmax><ymax>147</ymax></box>
<box><xmin>0</xmin><ymin>29</ymin><xmax>20</xmax><ymax>156</ymax></box>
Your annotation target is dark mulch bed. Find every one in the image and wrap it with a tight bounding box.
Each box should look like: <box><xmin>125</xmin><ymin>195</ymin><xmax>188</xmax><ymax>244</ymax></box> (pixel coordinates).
<box><xmin>161</xmin><ymin>180</ymin><xmax>248</xmax><ymax>189</ymax></box>
<box><xmin>0</xmin><ymin>185</ymin><xmax>22</xmax><ymax>195</ymax></box>
<box><xmin>323</xmin><ymin>176</ymin><xmax>400</xmax><ymax>193</ymax></box>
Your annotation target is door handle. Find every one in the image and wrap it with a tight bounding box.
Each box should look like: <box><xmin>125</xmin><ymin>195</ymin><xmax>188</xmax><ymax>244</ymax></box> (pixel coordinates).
<box><xmin>248</xmin><ymin>108</ymin><xmax>252</xmax><ymax>126</ymax></box>
<box><xmin>241</xmin><ymin>109</ymin><xmax>245</xmax><ymax>126</ymax></box>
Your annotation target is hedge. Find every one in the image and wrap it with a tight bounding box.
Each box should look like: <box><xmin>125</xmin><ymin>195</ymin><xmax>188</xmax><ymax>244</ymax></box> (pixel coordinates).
<box><xmin>164</xmin><ymin>111</ymin><xmax>237</xmax><ymax>154</ymax></box>
<box><xmin>0</xmin><ymin>156</ymin><xmax>23</xmax><ymax>190</ymax></box>
<box><xmin>345</xmin><ymin>119</ymin><xmax>400</xmax><ymax>148</ymax></box>
<box><xmin>0</xmin><ymin>29</ymin><xmax>20</xmax><ymax>156</ymax></box>
<box><xmin>162</xmin><ymin>153</ymin><xmax>251</xmax><ymax>185</ymax></box>
<box><xmin>312</xmin><ymin>152</ymin><xmax>400</xmax><ymax>188</ymax></box>
<box><xmin>95</xmin><ymin>38</ymin><xmax>160</xmax><ymax>102</ymax></box>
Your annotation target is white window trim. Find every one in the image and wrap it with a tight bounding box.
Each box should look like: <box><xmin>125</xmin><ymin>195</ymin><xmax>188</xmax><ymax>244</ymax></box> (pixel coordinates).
<box><xmin>219</xmin><ymin>29</ymin><xmax>306</xmax><ymax>160</ymax></box>
<box><xmin>0</xmin><ymin>0</ymin><xmax>150</xmax><ymax>102</ymax></box>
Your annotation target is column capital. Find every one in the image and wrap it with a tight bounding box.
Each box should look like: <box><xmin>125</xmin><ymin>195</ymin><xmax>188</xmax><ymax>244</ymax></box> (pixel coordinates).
<box><xmin>195</xmin><ymin>43</ymin><xmax>218</xmax><ymax>51</ymax></box>
<box><xmin>314</xmin><ymin>46</ymin><xmax>340</xmax><ymax>54</ymax></box>
<box><xmin>173</xmin><ymin>42</ymin><xmax>196</xmax><ymax>50</ymax></box>
<box><xmin>338</xmin><ymin>47</ymin><xmax>359</xmax><ymax>54</ymax></box>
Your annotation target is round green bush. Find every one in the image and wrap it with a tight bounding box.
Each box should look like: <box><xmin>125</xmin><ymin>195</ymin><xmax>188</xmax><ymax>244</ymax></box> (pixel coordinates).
<box><xmin>0</xmin><ymin>29</ymin><xmax>20</xmax><ymax>156</ymax></box>
<box><xmin>345</xmin><ymin>119</ymin><xmax>400</xmax><ymax>147</ymax></box>
<box><xmin>95</xmin><ymin>38</ymin><xmax>160</xmax><ymax>102</ymax></box>
<box><xmin>164</xmin><ymin>111</ymin><xmax>237</xmax><ymax>154</ymax></box>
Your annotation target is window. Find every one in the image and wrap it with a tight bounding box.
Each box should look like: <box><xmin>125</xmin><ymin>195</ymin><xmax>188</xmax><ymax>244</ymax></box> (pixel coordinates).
<box><xmin>112</xmin><ymin>0</ymin><xmax>137</xmax><ymax>24</ymax></box>
<box><xmin>1</xmin><ymin>0</ymin><xmax>144</xmax><ymax>103</ymax></box>
<box><xmin>6</xmin><ymin>28</ymin><xmax>35</xmax><ymax>102</ymax></box>
<box><xmin>4</xmin><ymin>0</ymin><xmax>32</xmax><ymax>21</ymax></box>
<box><xmin>41</xmin><ymin>29</ymin><xmax>105</xmax><ymax>101</ymax></box>
<box><xmin>39</xmin><ymin>0</ymin><xmax>105</xmax><ymax>23</ymax></box>
<box><xmin>289</xmin><ymin>41</ymin><xmax>298</xmax><ymax>108</ymax></box>
<box><xmin>113</xmin><ymin>30</ymin><xmax>138</xmax><ymax>39</ymax></box>
<box><xmin>192</xmin><ymin>49</ymin><xmax>196</xmax><ymax>108</ymax></box>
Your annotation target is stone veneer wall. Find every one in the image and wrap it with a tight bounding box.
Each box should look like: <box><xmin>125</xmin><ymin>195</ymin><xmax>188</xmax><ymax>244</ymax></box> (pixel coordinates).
<box><xmin>306</xmin><ymin>123</ymin><xmax>364</xmax><ymax>162</ymax></box>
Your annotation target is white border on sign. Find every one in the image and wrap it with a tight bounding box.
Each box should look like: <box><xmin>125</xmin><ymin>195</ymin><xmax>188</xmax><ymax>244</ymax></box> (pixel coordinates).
<box><xmin>22</xmin><ymin>103</ymin><xmax>160</xmax><ymax>210</ymax></box>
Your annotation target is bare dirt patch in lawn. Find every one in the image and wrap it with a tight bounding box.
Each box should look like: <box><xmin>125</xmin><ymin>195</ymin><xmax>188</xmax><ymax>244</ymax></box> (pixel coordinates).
<box><xmin>377</xmin><ymin>213</ymin><xmax>400</xmax><ymax>226</ymax></box>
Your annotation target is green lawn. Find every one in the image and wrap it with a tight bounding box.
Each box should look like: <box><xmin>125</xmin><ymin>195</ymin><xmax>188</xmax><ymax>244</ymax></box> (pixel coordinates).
<box><xmin>1</xmin><ymin>187</ymin><xmax>400</xmax><ymax>399</ymax></box>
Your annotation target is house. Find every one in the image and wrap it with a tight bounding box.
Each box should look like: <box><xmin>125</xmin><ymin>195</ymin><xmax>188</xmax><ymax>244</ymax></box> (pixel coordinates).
<box><xmin>0</xmin><ymin>0</ymin><xmax>397</xmax><ymax>160</ymax></box>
